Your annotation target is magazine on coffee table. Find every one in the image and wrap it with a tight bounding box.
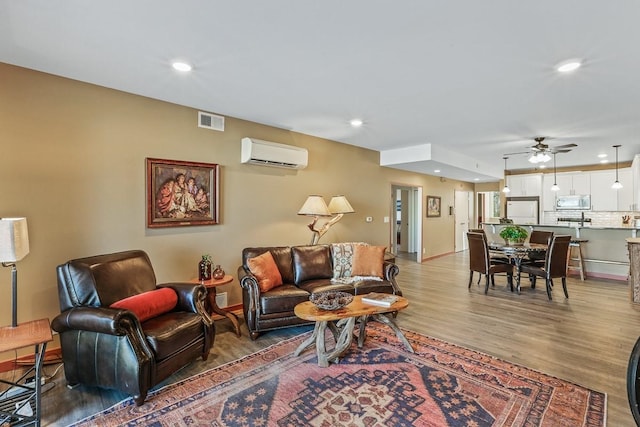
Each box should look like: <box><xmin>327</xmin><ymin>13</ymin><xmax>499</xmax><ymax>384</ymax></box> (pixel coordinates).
<box><xmin>361</xmin><ymin>292</ymin><xmax>398</xmax><ymax>307</ymax></box>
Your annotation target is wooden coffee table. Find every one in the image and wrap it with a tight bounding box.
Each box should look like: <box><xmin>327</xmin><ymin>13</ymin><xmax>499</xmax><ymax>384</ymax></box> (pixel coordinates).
<box><xmin>293</xmin><ymin>295</ymin><xmax>413</xmax><ymax>367</ymax></box>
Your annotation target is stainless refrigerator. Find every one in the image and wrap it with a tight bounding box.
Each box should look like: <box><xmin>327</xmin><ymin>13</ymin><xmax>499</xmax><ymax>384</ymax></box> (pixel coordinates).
<box><xmin>505</xmin><ymin>197</ymin><xmax>539</xmax><ymax>224</ymax></box>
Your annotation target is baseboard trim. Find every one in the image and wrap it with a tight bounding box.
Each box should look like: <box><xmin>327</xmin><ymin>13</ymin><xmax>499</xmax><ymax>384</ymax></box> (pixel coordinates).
<box><xmin>567</xmin><ymin>271</ymin><xmax>627</xmax><ymax>282</ymax></box>
<box><xmin>422</xmin><ymin>251</ymin><xmax>455</xmax><ymax>262</ymax></box>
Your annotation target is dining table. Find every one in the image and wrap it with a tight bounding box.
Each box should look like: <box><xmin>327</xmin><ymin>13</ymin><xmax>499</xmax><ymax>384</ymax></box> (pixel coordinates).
<box><xmin>487</xmin><ymin>241</ymin><xmax>548</xmax><ymax>294</ymax></box>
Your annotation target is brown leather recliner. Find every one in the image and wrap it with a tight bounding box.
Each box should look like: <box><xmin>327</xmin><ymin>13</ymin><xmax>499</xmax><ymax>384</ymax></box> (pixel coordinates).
<box><xmin>51</xmin><ymin>250</ymin><xmax>215</xmax><ymax>405</ymax></box>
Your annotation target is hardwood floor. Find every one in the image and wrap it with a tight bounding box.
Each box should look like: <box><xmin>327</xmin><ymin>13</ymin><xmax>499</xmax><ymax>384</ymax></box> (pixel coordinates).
<box><xmin>13</xmin><ymin>252</ymin><xmax>640</xmax><ymax>425</ymax></box>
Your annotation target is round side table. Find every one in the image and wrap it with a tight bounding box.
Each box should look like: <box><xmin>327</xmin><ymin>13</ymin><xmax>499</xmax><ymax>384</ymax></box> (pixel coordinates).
<box><xmin>191</xmin><ymin>275</ymin><xmax>241</xmax><ymax>337</ymax></box>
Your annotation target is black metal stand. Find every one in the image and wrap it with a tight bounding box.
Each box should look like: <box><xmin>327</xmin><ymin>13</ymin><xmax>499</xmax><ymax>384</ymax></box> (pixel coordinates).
<box><xmin>0</xmin><ymin>342</ymin><xmax>47</xmax><ymax>426</ymax></box>
<box><xmin>2</xmin><ymin>262</ymin><xmax>18</xmax><ymax>327</ymax></box>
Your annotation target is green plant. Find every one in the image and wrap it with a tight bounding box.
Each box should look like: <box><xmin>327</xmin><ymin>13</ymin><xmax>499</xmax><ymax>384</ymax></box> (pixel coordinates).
<box><xmin>499</xmin><ymin>225</ymin><xmax>528</xmax><ymax>242</ymax></box>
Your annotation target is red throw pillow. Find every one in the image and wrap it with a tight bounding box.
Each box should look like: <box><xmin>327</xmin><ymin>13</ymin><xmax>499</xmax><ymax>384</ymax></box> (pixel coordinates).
<box><xmin>247</xmin><ymin>251</ymin><xmax>283</xmax><ymax>292</ymax></box>
<box><xmin>352</xmin><ymin>245</ymin><xmax>386</xmax><ymax>278</ymax></box>
<box><xmin>110</xmin><ymin>287</ymin><xmax>178</xmax><ymax>322</ymax></box>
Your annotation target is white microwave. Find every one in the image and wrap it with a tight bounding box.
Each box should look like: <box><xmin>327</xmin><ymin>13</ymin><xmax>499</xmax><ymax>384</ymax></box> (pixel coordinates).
<box><xmin>556</xmin><ymin>195</ymin><xmax>591</xmax><ymax>210</ymax></box>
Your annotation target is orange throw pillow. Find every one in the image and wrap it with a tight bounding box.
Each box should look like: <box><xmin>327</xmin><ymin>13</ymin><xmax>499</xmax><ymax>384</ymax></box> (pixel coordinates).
<box><xmin>247</xmin><ymin>251</ymin><xmax>283</xmax><ymax>292</ymax></box>
<box><xmin>352</xmin><ymin>245</ymin><xmax>386</xmax><ymax>278</ymax></box>
<box><xmin>110</xmin><ymin>287</ymin><xmax>178</xmax><ymax>322</ymax></box>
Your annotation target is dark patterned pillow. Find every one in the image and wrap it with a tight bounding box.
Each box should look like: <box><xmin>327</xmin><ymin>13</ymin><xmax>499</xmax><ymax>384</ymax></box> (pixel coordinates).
<box><xmin>331</xmin><ymin>243</ymin><xmax>355</xmax><ymax>278</ymax></box>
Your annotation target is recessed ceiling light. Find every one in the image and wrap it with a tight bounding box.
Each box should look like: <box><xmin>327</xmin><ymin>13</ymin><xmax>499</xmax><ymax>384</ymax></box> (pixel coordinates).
<box><xmin>598</xmin><ymin>154</ymin><xmax>607</xmax><ymax>158</ymax></box>
<box><xmin>172</xmin><ymin>61</ymin><xmax>192</xmax><ymax>72</ymax></box>
<box><xmin>539</xmin><ymin>165</ymin><xmax>546</xmax><ymax>169</ymax></box>
<box><xmin>600</xmin><ymin>159</ymin><xmax>609</xmax><ymax>164</ymax></box>
<box><xmin>474</xmin><ymin>178</ymin><xmax>479</xmax><ymax>181</ymax></box>
<box><xmin>434</xmin><ymin>169</ymin><xmax>441</xmax><ymax>173</ymax></box>
<box><xmin>349</xmin><ymin>118</ymin><xmax>363</xmax><ymax>128</ymax></box>
<box><xmin>556</xmin><ymin>59</ymin><xmax>582</xmax><ymax>73</ymax></box>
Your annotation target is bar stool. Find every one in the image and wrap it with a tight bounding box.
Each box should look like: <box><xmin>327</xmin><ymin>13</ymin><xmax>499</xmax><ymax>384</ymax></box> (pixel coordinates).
<box><xmin>567</xmin><ymin>238</ymin><xmax>588</xmax><ymax>280</ymax></box>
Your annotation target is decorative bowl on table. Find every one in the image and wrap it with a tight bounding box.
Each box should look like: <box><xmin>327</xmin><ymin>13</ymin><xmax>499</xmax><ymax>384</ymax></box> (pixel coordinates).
<box><xmin>309</xmin><ymin>291</ymin><xmax>353</xmax><ymax>310</ymax></box>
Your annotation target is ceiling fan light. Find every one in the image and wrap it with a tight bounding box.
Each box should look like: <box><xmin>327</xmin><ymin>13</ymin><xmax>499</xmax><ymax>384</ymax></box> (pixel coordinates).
<box><xmin>528</xmin><ymin>154</ymin><xmax>539</xmax><ymax>164</ymax></box>
<box><xmin>540</xmin><ymin>153</ymin><xmax>551</xmax><ymax>163</ymax></box>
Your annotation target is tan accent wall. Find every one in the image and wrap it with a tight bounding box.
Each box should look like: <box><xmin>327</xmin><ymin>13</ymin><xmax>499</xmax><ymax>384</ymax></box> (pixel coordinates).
<box><xmin>0</xmin><ymin>62</ymin><xmax>474</xmax><ymax>343</ymax></box>
<box><xmin>475</xmin><ymin>182</ymin><xmax>501</xmax><ymax>192</ymax></box>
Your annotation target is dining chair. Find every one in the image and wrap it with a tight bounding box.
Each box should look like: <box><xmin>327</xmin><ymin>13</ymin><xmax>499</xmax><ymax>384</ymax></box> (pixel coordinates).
<box><xmin>467</xmin><ymin>231</ymin><xmax>513</xmax><ymax>294</ymax></box>
<box><xmin>469</xmin><ymin>228</ymin><xmax>510</xmax><ymax>265</ymax></box>
<box><xmin>522</xmin><ymin>230</ymin><xmax>554</xmax><ymax>265</ymax></box>
<box><xmin>519</xmin><ymin>235</ymin><xmax>571</xmax><ymax>300</ymax></box>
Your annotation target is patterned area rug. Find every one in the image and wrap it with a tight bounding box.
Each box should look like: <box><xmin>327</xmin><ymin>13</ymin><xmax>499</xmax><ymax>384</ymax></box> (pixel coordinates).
<box><xmin>71</xmin><ymin>323</ymin><xmax>606</xmax><ymax>426</ymax></box>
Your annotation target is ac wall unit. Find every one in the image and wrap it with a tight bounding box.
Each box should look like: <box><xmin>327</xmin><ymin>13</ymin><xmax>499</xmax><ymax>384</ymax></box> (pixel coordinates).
<box><xmin>240</xmin><ymin>137</ymin><xmax>308</xmax><ymax>169</ymax></box>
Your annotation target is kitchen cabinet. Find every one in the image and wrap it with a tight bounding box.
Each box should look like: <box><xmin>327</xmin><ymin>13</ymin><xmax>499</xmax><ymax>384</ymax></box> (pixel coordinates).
<box><xmin>633</xmin><ymin>155</ymin><xmax>640</xmax><ymax>210</ymax></box>
<box><xmin>506</xmin><ymin>174</ymin><xmax>542</xmax><ymax>197</ymax></box>
<box><xmin>618</xmin><ymin>168</ymin><xmax>634</xmax><ymax>210</ymax></box>
<box><xmin>585</xmin><ymin>168</ymin><xmax>633</xmax><ymax>211</ymax></box>
<box><xmin>543</xmin><ymin>168</ymin><xmax>632</xmax><ymax>212</ymax></box>
<box><xmin>542</xmin><ymin>173</ymin><xmax>558</xmax><ymax>211</ymax></box>
<box><xmin>590</xmin><ymin>170</ymin><xmax>617</xmax><ymax>211</ymax></box>
<box><xmin>555</xmin><ymin>172</ymin><xmax>590</xmax><ymax>196</ymax></box>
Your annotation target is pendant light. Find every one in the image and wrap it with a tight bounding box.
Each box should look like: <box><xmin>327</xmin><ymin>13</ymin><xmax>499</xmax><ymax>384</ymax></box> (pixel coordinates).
<box><xmin>550</xmin><ymin>152</ymin><xmax>560</xmax><ymax>191</ymax></box>
<box><xmin>612</xmin><ymin>144</ymin><xmax>623</xmax><ymax>189</ymax></box>
<box><xmin>502</xmin><ymin>157</ymin><xmax>511</xmax><ymax>193</ymax></box>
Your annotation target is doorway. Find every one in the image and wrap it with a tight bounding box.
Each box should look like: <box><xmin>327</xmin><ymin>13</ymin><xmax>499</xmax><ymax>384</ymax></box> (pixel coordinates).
<box><xmin>391</xmin><ymin>185</ymin><xmax>422</xmax><ymax>262</ymax></box>
<box><xmin>454</xmin><ymin>190</ymin><xmax>474</xmax><ymax>252</ymax></box>
<box><xmin>477</xmin><ymin>191</ymin><xmax>501</xmax><ymax>225</ymax></box>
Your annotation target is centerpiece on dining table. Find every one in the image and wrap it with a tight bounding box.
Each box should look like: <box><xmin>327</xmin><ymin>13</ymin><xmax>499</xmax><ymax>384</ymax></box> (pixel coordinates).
<box><xmin>499</xmin><ymin>225</ymin><xmax>529</xmax><ymax>246</ymax></box>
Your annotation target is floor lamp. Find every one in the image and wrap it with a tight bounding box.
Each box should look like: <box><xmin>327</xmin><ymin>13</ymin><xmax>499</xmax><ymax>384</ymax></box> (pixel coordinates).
<box><xmin>0</xmin><ymin>218</ymin><xmax>30</xmax><ymax>327</ymax></box>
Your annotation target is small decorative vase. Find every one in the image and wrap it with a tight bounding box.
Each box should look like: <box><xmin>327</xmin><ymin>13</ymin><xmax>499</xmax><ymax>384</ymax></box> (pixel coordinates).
<box><xmin>212</xmin><ymin>265</ymin><xmax>225</xmax><ymax>280</ymax></box>
<box><xmin>199</xmin><ymin>256</ymin><xmax>212</xmax><ymax>281</ymax></box>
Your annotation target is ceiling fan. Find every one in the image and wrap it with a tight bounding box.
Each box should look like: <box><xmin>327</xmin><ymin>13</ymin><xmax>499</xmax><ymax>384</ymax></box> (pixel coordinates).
<box><xmin>504</xmin><ymin>137</ymin><xmax>577</xmax><ymax>164</ymax></box>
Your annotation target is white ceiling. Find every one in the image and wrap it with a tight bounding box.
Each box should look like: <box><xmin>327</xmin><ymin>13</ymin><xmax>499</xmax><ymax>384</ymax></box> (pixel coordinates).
<box><xmin>2</xmin><ymin>1</ymin><xmax>640</xmax><ymax>182</ymax></box>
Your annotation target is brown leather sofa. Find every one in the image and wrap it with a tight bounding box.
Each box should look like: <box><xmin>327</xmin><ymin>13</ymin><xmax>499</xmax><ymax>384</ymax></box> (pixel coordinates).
<box><xmin>238</xmin><ymin>244</ymin><xmax>401</xmax><ymax>340</ymax></box>
<box><xmin>52</xmin><ymin>250</ymin><xmax>215</xmax><ymax>405</ymax></box>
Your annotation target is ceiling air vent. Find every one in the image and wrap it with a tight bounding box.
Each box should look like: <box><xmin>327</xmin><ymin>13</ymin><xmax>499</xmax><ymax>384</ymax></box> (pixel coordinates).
<box><xmin>198</xmin><ymin>111</ymin><xmax>225</xmax><ymax>131</ymax></box>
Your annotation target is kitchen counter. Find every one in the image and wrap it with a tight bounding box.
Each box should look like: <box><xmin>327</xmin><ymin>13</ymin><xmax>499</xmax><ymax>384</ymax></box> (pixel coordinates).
<box><xmin>482</xmin><ymin>222</ymin><xmax>640</xmax><ymax>235</ymax></box>
<box><xmin>531</xmin><ymin>223</ymin><xmax>640</xmax><ymax>233</ymax></box>
<box><xmin>481</xmin><ymin>223</ymin><xmax>631</xmax><ymax>281</ymax></box>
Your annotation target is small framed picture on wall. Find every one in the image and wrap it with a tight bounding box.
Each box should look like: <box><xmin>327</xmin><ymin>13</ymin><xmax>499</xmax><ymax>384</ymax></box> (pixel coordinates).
<box><xmin>426</xmin><ymin>195</ymin><xmax>441</xmax><ymax>218</ymax></box>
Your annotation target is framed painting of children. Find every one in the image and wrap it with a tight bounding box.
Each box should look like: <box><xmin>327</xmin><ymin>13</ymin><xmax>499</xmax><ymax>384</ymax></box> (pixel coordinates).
<box><xmin>146</xmin><ymin>158</ymin><xmax>220</xmax><ymax>228</ymax></box>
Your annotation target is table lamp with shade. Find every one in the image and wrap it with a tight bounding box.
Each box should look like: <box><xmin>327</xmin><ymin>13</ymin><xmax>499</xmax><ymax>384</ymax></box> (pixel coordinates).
<box><xmin>298</xmin><ymin>195</ymin><xmax>354</xmax><ymax>245</ymax></box>
<box><xmin>0</xmin><ymin>218</ymin><xmax>30</xmax><ymax>327</ymax></box>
